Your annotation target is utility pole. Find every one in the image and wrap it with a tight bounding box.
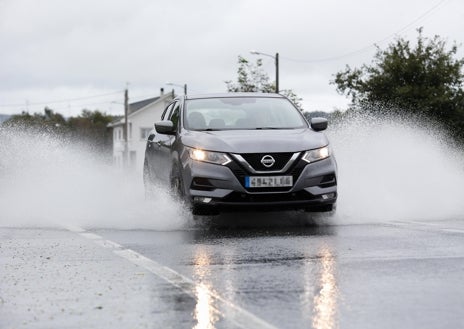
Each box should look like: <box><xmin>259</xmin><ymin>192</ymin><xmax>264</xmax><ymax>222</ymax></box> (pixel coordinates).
<box><xmin>166</xmin><ymin>82</ymin><xmax>188</xmax><ymax>95</ymax></box>
<box><xmin>250</xmin><ymin>50</ymin><xmax>280</xmax><ymax>93</ymax></box>
<box><xmin>275</xmin><ymin>52</ymin><xmax>279</xmax><ymax>94</ymax></box>
<box><xmin>123</xmin><ymin>88</ymin><xmax>129</xmax><ymax>168</ymax></box>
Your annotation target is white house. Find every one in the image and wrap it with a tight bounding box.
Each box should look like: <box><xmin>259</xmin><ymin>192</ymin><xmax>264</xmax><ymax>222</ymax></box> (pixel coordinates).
<box><xmin>109</xmin><ymin>89</ymin><xmax>175</xmax><ymax>173</ymax></box>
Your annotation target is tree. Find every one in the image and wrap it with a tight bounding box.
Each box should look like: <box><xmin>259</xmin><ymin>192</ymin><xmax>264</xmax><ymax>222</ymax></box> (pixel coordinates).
<box><xmin>4</xmin><ymin>107</ymin><xmax>67</xmax><ymax>133</ymax></box>
<box><xmin>67</xmin><ymin>110</ymin><xmax>115</xmax><ymax>155</ymax></box>
<box><xmin>333</xmin><ymin>28</ymin><xmax>464</xmax><ymax>138</ymax></box>
<box><xmin>3</xmin><ymin>108</ymin><xmax>117</xmax><ymax>158</ymax></box>
<box><xmin>226</xmin><ymin>55</ymin><xmax>303</xmax><ymax>109</ymax></box>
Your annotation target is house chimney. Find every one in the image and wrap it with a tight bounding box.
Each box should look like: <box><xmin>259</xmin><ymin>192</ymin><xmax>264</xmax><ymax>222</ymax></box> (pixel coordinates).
<box><xmin>160</xmin><ymin>87</ymin><xmax>164</xmax><ymax>96</ymax></box>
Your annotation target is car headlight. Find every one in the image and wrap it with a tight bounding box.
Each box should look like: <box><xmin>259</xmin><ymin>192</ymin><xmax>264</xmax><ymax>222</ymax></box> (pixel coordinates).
<box><xmin>188</xmin><ymin>148</ymin><xmax>232</xmax><ymax>165</ymax></box>
<box><xmin>302</xmin><ymin>146</ymin><xmax>330</xmax><ymax>163</ymax></box>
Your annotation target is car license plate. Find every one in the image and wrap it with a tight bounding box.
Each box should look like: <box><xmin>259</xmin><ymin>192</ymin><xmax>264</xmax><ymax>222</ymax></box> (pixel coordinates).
<box><xmin>245</xmin><ymin>176</ymin><xmax>293</xmax><ymax>188</ymax></box>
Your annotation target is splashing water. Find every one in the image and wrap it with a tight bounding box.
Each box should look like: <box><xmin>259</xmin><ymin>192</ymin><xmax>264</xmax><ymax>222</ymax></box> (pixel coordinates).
<box><xmin>328</xmin><ymin>111</ymin><xmax>464</xmax><ymax>223</ymax></box>
<box><xmin>1</xmin><ymin>111</ymin><xmax>463</xmax><ymax>229</ymax></box>
<box><xmin>0</xmin><ymin>127</ymin><xmax>189</xmax><ymax>230</ymax></box>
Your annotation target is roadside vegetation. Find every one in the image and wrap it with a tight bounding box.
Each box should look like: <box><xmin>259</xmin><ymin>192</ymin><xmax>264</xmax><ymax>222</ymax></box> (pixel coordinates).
<box><xmin>333</xmin><ymin>28</ymin><xmax>464</xmax><ymax>140</ymax></box>
<box><xmin>225</xmin><ymin>55</ymin><xmax>303</xmax><ymax>110</ymax></box>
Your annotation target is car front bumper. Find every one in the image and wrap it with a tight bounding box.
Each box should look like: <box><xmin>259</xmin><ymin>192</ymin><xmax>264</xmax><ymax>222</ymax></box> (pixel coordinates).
<box><xmin>181</xmin><ymin>155</ymin><xmax>337</xmax><ymax>214</ymax></box>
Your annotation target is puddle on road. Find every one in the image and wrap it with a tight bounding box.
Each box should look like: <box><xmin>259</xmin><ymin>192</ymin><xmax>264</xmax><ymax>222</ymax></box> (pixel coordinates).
<box><xmin>1</xmin><ymin>111</ymin><xmax>463</xmax><ymax>230</ymax></box>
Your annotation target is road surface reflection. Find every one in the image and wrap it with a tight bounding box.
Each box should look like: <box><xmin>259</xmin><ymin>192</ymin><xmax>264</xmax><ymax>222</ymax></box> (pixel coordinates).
<box><xmin>312</xmin><ymin>246</ymin><xmax>338</xmax><ymax>329</ymax></box>
<box><xmin>188</xmin><ymin>225</ymin><xmax>338</xmax><ymax>328</ymax></box>
<box><xmin>193</xmin><ymin>247</ymin><xmax>219</xmax><ymax>329</ymax></box>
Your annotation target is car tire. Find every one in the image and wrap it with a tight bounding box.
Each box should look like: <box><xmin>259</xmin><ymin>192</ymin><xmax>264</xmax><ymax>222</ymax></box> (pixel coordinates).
<box><xmin>170</xmin><ymin>164</ymin><xmax>185</xmax><ymax>200</ymax></box>
<box><xmin>170</xmin><ymin>164</ymin><xmax>218</xmax><ymax>217</ymax></box>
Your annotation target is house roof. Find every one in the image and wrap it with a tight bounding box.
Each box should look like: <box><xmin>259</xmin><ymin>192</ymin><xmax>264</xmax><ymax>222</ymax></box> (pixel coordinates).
<box><xmin>107</xmin><ymin>93</ymin><xmax>173</xmax><ymax>128</ymax></box>
<box><xmin>128</xmin><ymin>96</ymin><xmax>160</xmax><ymax>115</ymax></box>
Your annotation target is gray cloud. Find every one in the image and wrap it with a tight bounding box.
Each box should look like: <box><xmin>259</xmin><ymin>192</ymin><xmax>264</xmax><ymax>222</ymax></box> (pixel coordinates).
<box><xmin>1</xmin><ymin>0</ymin><xmax>462</xmax><ymax>115</ymax></box>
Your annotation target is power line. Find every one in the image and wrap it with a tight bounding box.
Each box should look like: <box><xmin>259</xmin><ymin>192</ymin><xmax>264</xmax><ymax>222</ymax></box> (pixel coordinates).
<box><xmin>281</xmin><ymin>0</ymin><xmax>450</xmax><ymax>64</ymax></box>
<box><xmin>40</xmin><ymin>99</ymin><xmax>122</xmax><ymax>112</ymax></box>
<box><xmin>369</xmin><ymin>0</ymin><xmax>450</xmax><ymax>46</ymax></box>
<box><xmin>0</xmin><ymin>90</ymin><xmax>124</xmax><ymax>107</ymax></box>
<box><xmin>0</xmin><ymin>90</ymin><xmax>177</xmax><ymax>116</ymax></box>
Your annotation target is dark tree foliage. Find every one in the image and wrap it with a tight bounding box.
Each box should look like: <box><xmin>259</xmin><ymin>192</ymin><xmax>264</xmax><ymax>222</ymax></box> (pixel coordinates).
<box><xmin>4</xmin><ymin>107</ymin><xmax>67</xmax><ymax>133</ymax></box>
<box><xmin>226</xmin><ymin>55</ymin><xmax>303</xmax><ymax>109</ymax></box>
<box><xmin>67</xmin><ymin>109</ymin><xmax>115</xmax><ymax>155</ymax></box>
<box><xmin>333</xmin><ymin>28</ymin><xmax>464</xmax><ymax>139</ymax></box>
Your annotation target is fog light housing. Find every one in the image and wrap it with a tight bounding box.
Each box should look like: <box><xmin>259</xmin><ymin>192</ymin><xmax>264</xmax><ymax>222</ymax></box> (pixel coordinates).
<box><xmin>321</xmin><ymin>193</ymin><xmax>336</xmax><ymax>200</ymax></box>
<box><xmin>194</xmin><ymin>197</ymin><xmax>213</xmax><ymax>203</ymax></box>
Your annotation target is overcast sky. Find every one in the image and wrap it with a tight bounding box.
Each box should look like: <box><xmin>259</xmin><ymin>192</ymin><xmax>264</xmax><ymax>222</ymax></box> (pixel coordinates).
<box><xmin>0</xmin><ymin>0</ymin><xmax>463</xmax><ymax>117</ymax></box>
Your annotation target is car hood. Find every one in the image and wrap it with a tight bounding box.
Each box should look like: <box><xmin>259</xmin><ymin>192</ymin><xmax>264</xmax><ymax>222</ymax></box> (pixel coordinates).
<box><xmin>181</xmin><ymin>129</ymin><xmax>329</xmax><ymax>153</ymax></box>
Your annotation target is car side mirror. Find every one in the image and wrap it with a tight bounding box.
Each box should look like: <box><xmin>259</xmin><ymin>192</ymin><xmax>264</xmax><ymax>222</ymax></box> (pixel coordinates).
<box><xmin>155</xmin><ymin>120</ymin><xmax>176</xmax><ymax>135</ymax></box>
<box><xmin>310</xmin><ymin>117</ymin><xmax>328</xmax><ymax>132</ymax></box>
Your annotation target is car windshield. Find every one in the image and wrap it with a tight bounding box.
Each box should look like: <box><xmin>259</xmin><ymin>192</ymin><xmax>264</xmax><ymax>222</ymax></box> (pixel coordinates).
<box><xmin>184</xmin><ymin>97</ymin><xmax>307</xmax><ymax>131</ymax></box>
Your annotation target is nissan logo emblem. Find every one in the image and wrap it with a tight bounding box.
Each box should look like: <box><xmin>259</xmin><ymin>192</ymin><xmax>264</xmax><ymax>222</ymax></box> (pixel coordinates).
<box><xmin>261</xmin><ymin>155</ymin><xmax>275</xmax><ymax>168</ymax></box>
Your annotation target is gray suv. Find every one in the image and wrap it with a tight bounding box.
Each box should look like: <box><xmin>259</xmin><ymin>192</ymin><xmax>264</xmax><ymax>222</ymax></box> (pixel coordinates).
<box><xmin>143</xmin><ymin>93</ymin><xmax>337</xmax><ymax>215</ymax></box>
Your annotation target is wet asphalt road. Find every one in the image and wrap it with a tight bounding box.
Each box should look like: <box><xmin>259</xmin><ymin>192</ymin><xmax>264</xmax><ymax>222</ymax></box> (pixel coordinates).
<box><xmin>1</xmin><ymin>215</ymin><xmax>464</xmax><ymax>329</ymax></box>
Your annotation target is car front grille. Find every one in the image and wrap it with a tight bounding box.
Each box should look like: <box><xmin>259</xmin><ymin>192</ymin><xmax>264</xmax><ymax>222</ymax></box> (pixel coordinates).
<box><xmin>227</xmin><ymin>154</ymin><xmax>306</xmax><ymax>192</ymax></box>
<box><xmin>239</xmin><ymin>152</ymin><xmax>294</xmax><ymax>171</ymax></box>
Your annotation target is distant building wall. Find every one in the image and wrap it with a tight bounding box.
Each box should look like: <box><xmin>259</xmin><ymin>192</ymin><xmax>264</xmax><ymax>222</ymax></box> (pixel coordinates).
<box><xmin>110</xmin><ymin>93</ymin><xmax>174</xmax><ymax>174</ymax></box>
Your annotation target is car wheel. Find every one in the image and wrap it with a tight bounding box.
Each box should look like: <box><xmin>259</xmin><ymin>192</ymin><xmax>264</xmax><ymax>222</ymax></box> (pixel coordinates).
<box><xmin>170</xmin><ymin>164</ymin><xmax>218</xmax><ymax>217</ymax></box>
<box><xmin>170</xmin><ymin>164</ymin><xmax>185</xmax><ymax>199</ymax></box>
